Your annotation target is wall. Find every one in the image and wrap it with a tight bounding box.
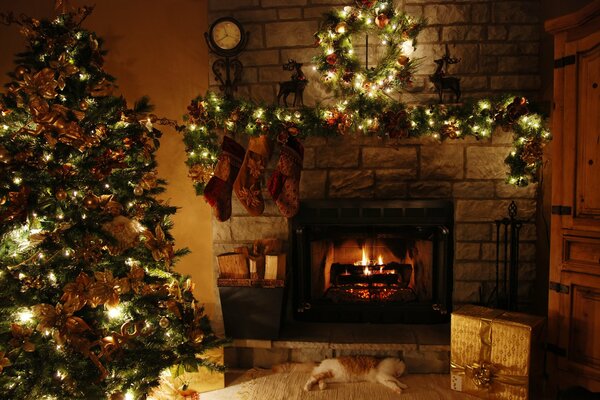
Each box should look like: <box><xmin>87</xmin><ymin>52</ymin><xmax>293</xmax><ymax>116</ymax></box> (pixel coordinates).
<box><xmin>208</xmin><ymin>0</ymin><xmax>542</xmax><ymax>307</ymax></box>
<box><xmin>0</xmin><ymin>1</ymin><xmax>219</xmax><ymax>322</ymax></box>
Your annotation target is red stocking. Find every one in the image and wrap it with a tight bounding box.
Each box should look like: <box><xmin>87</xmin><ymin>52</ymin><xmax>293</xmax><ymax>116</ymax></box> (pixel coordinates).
<box><xmin>203</xmin><ymin>136</ymin><xmax>245</xmax><ymax>222</ymax></box>
<box><xmin>268</xmin><ymin>137</ymin><xmax>304</xmax><ymax>218</ymax></box>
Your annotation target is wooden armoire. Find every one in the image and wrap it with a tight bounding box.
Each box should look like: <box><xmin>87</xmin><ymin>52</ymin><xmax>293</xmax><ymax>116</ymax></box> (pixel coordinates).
<box><xmin>546</xmin><ymin>0</ymin><xmax>600</xmax><ymax>392</ymax></box>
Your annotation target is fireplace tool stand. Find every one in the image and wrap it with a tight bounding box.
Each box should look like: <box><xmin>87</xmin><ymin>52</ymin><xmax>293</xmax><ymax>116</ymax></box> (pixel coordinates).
<box><xmin>489</xmin><ymin>201</ymin><xmax>523</xmax><ymax>311</ymax></box>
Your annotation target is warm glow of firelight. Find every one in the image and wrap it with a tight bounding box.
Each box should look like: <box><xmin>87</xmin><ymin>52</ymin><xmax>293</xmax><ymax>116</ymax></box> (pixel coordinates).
<box><xmin>377</xmin><ymin>254</ymin><xmax>383</xmax><ymax>265</ymax></box>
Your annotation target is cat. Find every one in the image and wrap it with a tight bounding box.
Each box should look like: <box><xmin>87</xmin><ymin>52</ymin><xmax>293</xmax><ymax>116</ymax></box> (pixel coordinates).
<box><xmin>303</xmin><ymin>356</ymin><xmax>408</xmax><ymax>394</ymax></box>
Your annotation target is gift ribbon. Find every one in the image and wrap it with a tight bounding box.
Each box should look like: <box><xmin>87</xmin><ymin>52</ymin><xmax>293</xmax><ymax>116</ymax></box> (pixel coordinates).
<box><xmin>451</xmin><ymin>317</ymin><xmax>528</xmax><ymax>390</ymax></box>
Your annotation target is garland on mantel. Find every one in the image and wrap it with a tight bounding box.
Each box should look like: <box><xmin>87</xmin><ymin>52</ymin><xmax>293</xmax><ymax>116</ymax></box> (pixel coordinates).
<box><xmin>179</xmin><ymin>92</ymin><xmax>550</xmax><ymax>194</ymax></box>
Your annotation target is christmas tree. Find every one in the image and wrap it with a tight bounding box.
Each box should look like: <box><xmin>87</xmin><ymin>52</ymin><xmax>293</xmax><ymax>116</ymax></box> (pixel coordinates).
<box><xmin>0</xmin><ymin>8</ymin><xmax>224</xmax><ymax>399</ymax></box>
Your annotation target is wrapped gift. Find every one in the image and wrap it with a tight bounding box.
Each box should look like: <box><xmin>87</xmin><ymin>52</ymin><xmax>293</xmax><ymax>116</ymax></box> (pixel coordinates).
<box><xmin>450</xmin><ymin>305</ymin><xmax>545</xmax><ymax>399</ymax></box>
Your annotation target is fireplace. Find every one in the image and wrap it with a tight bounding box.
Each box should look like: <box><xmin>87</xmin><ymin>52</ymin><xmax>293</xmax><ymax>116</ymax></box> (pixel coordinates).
<box><xmin>291</xmin><ymin>200</ymin><xmax>453</xmax><ymax>324</ymax></box>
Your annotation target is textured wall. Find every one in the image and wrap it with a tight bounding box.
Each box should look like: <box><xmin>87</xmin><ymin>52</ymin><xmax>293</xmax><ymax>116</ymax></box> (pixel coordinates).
<box><xmin>208</xmin><ymin>0</ymin><xmax>542</xmax><ymax>306</ymax></box>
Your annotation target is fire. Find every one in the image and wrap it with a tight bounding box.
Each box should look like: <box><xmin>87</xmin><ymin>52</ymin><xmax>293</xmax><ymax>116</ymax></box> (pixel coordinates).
<box><xmin>363</xmin><ymin>266</ymin><xmax>372</xmax><ymax>275</ymax></box>
<box><xmin>377</xmin><ymin>254</ymin><xmax>383</xmax><ymax>265</ymax></box>
<box><xmin>361</xmin><ymin>247</ymin><xmax>369</xmax><ymax>266</ymax></box>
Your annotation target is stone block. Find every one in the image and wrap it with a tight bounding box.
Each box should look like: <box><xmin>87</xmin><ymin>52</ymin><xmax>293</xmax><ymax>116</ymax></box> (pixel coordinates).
<box><xmin>460</xmin><ymin>76</ymin><xmax>489</xmax><ymax>91</ymax></box>
<box><xmin>466</xmin><ymin>146</ymin><xmax>510</xmax><ymax>179</ymax></box>
<box><xmin>230</xmin><ymin>216</ymin><xmax>289</xmax><ymax>241</ymax></box>
<box><xmin>453</xmin><ymin>281</ymin><xmax>481</xmax><ymax>303</ymax></box>
<box><xmin>480</xmin><ymin>56</ymin><xmax>498</xmax><ymax>72</ymax></box>
<box><xmin>335</xmin><ymin>349</ymin><xmax>402</xmax><ymax>358</ymax></box>
<box><xmin>419</xmin><ymin>27</ymin><xmax>440</xmax><ymax>43</ymax></box>
<box><xmin>442</xmin><ymin>26</ymin><xmax>484</xmax><ymax>42</ymax></box>
<box><xmin>519</xmin><ymin>223</ymin><xmax>537</xmax><ymax>241</ymax></box>
<box><xmin>252</xmin><ymin>348</ymin><xmax>291</xmax><ymax>369</ymax></box>
<box><xmin>246</xmin><ymin>24</ymin><xmax>265</xmax><ymax>50</ymax></box>
<box><xmin>303</xmin><ymin>147</ymin><xmax>316</xmax><ymax>168</ymax></box>
<box><xmin>303</xmin><ymin>136</ymin><xmax>328</xmax><ymax>147</ymax></box>
<box><xmin>302</xmin><ymin>6</ymin><xmax>335</xmax><ymax>19</ymax></box>
<box><xmin>454</xmin><ymin>261</ymin><xmax>496</xmax><ymax>281</ymax></box>
<box><xmin>376</xmin><ymin>168</ymin><xmax>418</xmax><ymax>182</ymax></box>
<box><xmin>329</xmin><ymin>170</ymin><xmax>375</xmax><ymax>199</ymax></box>
<box><xmin>518</xmin><ymin>42</ymin><xmax>540</xmax><ymax>55</ymax></box>
<box><xmin>280</xmin><ymin>47</ymin><xmax>319</xmax><ymax>64</ymax></box>
<box><xmin>498</xmin><ymin>56</ymin><xmax>539</xmax><ymax>73</ymax></box>
<box><xmin>300</xmin><ymin>170</ymin><xmax>327</xmax><ymax>199</ymax></box>
<box><xmin>491</xmin><ymin>128</ymin><xmax>514</xmax><ymax>144</ymax></box>
<box><xmin>265</xmin><ymin>21</ymin><xmax>319</xmax><ymax>48</ymax></box>
<box><xmin>316</xmin><ymin>145</ymin><xmax>360</xmax><ymax>168</ymax></box>
<box><xmin>259</xmin><ymin>65</ymin><xmax>291</xmax><ymax>82</ymax></box>
<box><xmin>310</xmin><ymin>0</ymin><xmax>352</xmax><ymax>4</ymax></box>
<box><xmin>208</xmin><ymin>0</ymin><xmax>259</xmax><ymax>11</ymax></box>
<box><xmin>481</xmin><ymin>43</ymin><xmax>519</xmax><ymax>56</ymax></box>
<box><xmin>250</xmin><ymin>84</ymin><xmax>276</xmax><ymax>103</ymax></box>
<box><xmin>471</xmin><ymin>3</ymin><xmax>490</xmax><ymax>23</ymax></box>
<box><xmin>233</xmin><ymin>9</ymin><xmax>277</xmax><ymax>22</ymax></box>
<box><xmin>212</xmin><ymin>219</ymin><xmax>233</xmax><ymax>242</ymax></box>
<box><xmin>456</xmin><ymin>199</ymin><xmax>536</xmax><ymax>222</ymax></box>
<box><xmin>448</xmin><ymin>44</ymin><xmax>479</xmax><ymax>74</ymax></box>
<box><xmin>375</xmin><ymin>181</ymin><xmax>408</xmax><ymax>199</ymax></box>
<box><xmin>424</xmin><ymin>4</ymin><xmax>470</xmax><ymax>25</ymax></box>
<box><xmin>493</xmin><ymin>2</ymin><xmax>540</xmax><ymax>24</ymax></box>
<box><xmin>455</xmin><ymin>223</ymin><xmax>492</xmax><ymax>241</ymax></box>
<box><xmin>362</xmin><ymin>146</ymin><xmax>418</xmax><ymax>169</ymax></box>
<box><xmin>495</xmin><ymin>181</ymin><xmax>537</xmax><ymax>199</ymax></box>
<box><xmin>290</xmin><ymin>348</ymin><xmax>334</xmax><ymax>363</ymax></box>
<box><xmin>453</xmin><ymin>181</ymin><xmax>495</xmax><ymax>198</ymax></box>
<box><xmin>408</xmin><ymin>181</ymin><xmax>452</xmax><ymax>198</ymax></box>
<box><xmin>508</xmin><ymin>25</ymin><xmax>541</xmax><ymax>41</ymax></box>
<box><xmin>404</xmin><ymin>5</ymin><xmax>423</xmax><ymax>18</ymax></box>
<box><xmin>490</xmin><ymin>75</ymin><xmax>541</xmax><ymax>90</ymax></box>
<box><xmin>403</xmin><ymin>350</ymin><xmax>450</xmax><ymax>374</ymax></box>
<box><xmin>455</xmin><ymin>242</ymin><xmax>481</xmax><ymax>261</ymax></box>
<box><xmin>421</xmin><ymin>144</ymin><xmax>464</xmax><ymax>179</ymax></box>
<box><xmin>278</xmin><ymin>8</ymin><xmax>302</xmax><ymax>20</ymax></box>
<box><xmin>239</xmin><ymin>50</ymin><xmax>280</xmax><ymax>67</ymax></box>
<box><xmin>488</xmin><ymin>25</ymin><xmax>508</xmax><ymax>41</ymax></box>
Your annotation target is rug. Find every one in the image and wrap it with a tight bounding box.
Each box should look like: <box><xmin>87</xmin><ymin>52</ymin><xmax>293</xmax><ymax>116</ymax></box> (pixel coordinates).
<box><xmin>202</xmin><ymin>369</ymin><xmax>479</xmax><ymax>400</ymax></box>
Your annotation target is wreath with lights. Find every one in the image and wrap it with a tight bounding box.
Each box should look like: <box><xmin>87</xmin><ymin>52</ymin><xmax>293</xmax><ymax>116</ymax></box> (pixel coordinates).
<box><xmin>314</xmin><ymin>0</ymin><xmax>424</xmax><ymax>97</ymax></box>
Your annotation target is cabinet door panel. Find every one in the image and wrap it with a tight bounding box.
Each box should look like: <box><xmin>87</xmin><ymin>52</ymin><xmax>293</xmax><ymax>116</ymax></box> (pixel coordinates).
<box><xmin>576</xmin><ymin>44</ymin><xmax>600</xmax><ymax>219</ymax></box>
<box><xmin>570</xmin><ymin>285</ymin><xmax>600</xmax><ymax>370</ymax></box>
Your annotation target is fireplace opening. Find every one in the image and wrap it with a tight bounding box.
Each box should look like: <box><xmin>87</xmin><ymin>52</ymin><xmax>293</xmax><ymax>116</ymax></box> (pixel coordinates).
<box><xmin>291</xmin><ymin>200</ymin><xmax>453</xmax><ymax>324</ymax></box>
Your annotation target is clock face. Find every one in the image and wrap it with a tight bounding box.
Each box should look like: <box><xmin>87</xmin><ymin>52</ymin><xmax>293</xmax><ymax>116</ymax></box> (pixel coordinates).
<box><xmin>212</xmin><ymin>20</ymin><xmax>242</xmax><ymax>50</ymax></box>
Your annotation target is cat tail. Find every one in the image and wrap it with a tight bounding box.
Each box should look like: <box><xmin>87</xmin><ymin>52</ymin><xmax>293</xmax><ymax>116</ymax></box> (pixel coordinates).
<box><xmin>272</xmin><ymin>362</ymin><xmax>316</xmax><ymax>373</ymax></box>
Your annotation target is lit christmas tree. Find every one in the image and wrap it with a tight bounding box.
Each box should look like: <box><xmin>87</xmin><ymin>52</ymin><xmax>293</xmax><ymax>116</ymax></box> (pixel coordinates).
<box><xmin>0</xmin><ymin>8</ymin><xmax>224</xmax><ymax>399</ymax></box>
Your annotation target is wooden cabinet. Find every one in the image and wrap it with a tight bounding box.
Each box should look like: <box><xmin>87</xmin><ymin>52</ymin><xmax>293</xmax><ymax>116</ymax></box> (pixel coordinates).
<box><xmin>546</xmin><ymin>1</ymin><xmax>600</xmax><ymax>392</ymax></box>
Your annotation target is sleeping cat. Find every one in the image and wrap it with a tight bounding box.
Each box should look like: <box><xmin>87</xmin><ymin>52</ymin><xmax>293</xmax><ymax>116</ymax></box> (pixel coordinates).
<box><xmin>303</xmin><ymin>356</ymin><xmax>408</xmax><ymax>394</ymax></box>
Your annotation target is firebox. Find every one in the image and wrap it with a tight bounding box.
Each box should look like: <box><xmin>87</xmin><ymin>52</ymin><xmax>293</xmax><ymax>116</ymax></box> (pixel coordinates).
<box><xmin>291</xmin><ymin>200</ymin><xmax>453</xmax><ymax>324</ymax></box>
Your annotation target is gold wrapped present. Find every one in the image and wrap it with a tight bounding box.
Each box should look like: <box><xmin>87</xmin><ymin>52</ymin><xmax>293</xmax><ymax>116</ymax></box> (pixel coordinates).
<box><xmin>450</xmin><ymin>305</ymin><xmax>545</xmax><ymax>399</ymax></box>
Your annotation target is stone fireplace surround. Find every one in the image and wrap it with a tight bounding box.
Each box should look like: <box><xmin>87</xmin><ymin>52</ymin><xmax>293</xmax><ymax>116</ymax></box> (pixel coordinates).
<box><xmin>208</xmin><ymin>0</ymin><xmax>540</xmax><ymax>373</ymax></box>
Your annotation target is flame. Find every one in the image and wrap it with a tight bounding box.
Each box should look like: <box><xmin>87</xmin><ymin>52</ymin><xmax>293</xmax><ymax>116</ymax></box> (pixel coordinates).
<box><xmin>361</xmin><ymin>247</ymin><xmax>369</xmax><ymax>266</ymax></box>
<box><xmin>363</xmin><ymin>266</ymin><xmax>371</xmax><ymax>275</ymax></box>
<box><xmin>377</xmin><ymin>254</ymin><xmax>383</xmax><ymax>265</ymax></box>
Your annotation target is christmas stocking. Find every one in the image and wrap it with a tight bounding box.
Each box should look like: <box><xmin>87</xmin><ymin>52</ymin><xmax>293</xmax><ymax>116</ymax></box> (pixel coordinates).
<box><xmin>234</xmin><ymin>135</ymin><xmax>273</xmax><ymax>216</ymax></box>
<box><xmin>267</xmin><ymin>137</ymin><xmax>304</xmax><ymax>218</ymax></box>
<box><xmin>203</xmin><ymin>136</ymin><xmax>246</xmax><ymax>222</ymax></box>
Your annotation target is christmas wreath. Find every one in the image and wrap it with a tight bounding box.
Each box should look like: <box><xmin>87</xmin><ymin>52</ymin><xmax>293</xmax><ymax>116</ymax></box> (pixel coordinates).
<box><xmin>313</xmin><ymin>0</ymin><xmax>424</xmax><ymax>98</ymax></box>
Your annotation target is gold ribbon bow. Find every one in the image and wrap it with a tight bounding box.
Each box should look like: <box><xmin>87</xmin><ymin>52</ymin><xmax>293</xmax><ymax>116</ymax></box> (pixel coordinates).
<box><xmin>451</xmin><ymin>318</ymin><xmax>529</xmax><ymax>391</ymax></box>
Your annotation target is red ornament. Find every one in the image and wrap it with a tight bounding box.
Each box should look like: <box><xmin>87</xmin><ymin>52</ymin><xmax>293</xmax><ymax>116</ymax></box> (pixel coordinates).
<box><xmin>376</xmin><ymin>14</ymin><xmax>389</xmax><ymax>28</ymax></box>
<box><xmin>360</xmin><ymin>0</ymin><xmax>376</xmax><ymax>8</ymax></box>
<box><xmin>326</xmin><ymin>53</ymin><xmax>338</xmax><ymax>65</ymax></box>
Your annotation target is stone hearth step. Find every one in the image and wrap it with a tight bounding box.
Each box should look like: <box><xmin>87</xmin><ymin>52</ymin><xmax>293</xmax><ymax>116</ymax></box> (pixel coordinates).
<box><xmin>224</xmin><ymin>323</ymin><xmax>450</xmax><ymax>374</ymax></box>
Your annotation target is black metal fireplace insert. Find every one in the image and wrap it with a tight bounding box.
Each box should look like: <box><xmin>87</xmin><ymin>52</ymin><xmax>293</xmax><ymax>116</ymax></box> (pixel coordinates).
<box><xmin>290</xmin><ymin>200</ymin><xmax>453</xmax><ymax>324</ymax></box>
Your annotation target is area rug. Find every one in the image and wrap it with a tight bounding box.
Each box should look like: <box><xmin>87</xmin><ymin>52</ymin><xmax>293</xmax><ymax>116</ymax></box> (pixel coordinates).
<box><xmin>202</xmin><ymin>369</ymin><xmax>479</xmax><ymax>400</ymax></box>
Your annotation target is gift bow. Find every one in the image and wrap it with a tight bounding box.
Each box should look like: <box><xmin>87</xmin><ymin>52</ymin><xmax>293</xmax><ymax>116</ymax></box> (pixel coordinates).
<box><xmin>451</xmin><ymin>317</ymin><xmax>529</xmax><ymax>390</ymax></box>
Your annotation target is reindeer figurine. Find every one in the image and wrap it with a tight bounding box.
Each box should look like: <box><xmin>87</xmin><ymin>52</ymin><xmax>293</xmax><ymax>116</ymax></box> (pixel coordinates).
<box><xmin>429</xmin><ymin>46</ymin><xmax>461</xmax><ymax>103</ymax></box>
<box><xmin>277</xmin><ymin>59</ymin><xmax>308</xmax><ymax>107</ymax></box>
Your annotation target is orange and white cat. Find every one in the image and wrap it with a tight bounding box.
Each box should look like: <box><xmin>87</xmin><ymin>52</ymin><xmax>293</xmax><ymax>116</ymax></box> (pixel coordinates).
<box><xmin>303</xmin><ymin>356</ymin><xmax>408</xmax><ymax>394</ymax></box>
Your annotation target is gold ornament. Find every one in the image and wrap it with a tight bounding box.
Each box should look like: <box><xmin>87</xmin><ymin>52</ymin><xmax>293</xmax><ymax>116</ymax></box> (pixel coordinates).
<box><xmin>79</xmin><ymin>100</ymin><xmax>89</xmax><ymax>110</ymax></box>
<box><xmin>335</xmin><ymin>22</ymin><xmax>347</xmax><ymax>34</ymax></box>
<box><xmin>521</xmin><ymin>137</ymin><xmax>543</xmax><ymax>165</ymax></box>
<box><xmin>55</xmin><ymin>189</ymin><xmax>68</xmax><ymax>201</ymax></box>
<box><xmin>61</xmin><ymin>272</ymin><xmax>92</xmax><ymax>312</ymax></box>
<box><xmin>9</xmin><ymin>324</ymin><xmax>35</xmax><ymax>352</ymax></box>
<box><xmin>83</xmin><ymin>194</ymin><xmax>99</xmax><ymax>209</ymax></box>
<box><xmin>49</xmin><ymin>53</ymin><xmax>79</xmax><ymax>90</ymax></box>
<box><xmin>397</xmin><ymin>55</ymin><xmax>409</xmax><ymax>66</ymax></box>
<box><xmin>133</xmin><ymin>185</ymin><xmax>144</xmax><ymax>196</ymax></box>
<box><xmin>143</xmin><ymin>225</ymin><xmax>174</xmax><ymax>267</ymax></box>
<box><xmin>0</xmin><ymin>351</ymin><xmax>11</xmax><ymax>373</ymax></box>
<box><xmin>88</xmin><ymin>270</ymin><xmax>131</xmax><ymax>308</ymax></box>
<box><xmin>14</xmin><ymin>65</ymin><xmax>29</xmax><ymax>79</ymax></box>
<box><xmin>0</xmin><ymin>146</ymin><xmax>11</xmax><ymax>163</ymax></box>
<box><xmin>18</xmin><ymin>68</ymin><xmax>58</xmax><ymax>100</ymax></box>
<box><xmin>159</xmin><ymin>316</ymin><xmax>170</xmax><ymax>328</ymax></box>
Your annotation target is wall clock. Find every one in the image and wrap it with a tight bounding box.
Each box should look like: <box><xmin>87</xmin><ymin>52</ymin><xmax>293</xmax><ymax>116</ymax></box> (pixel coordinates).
<box><xmin>205</xmin><ymin>17</ymin><xmax>249</xmax><ymax>98</ymax></box>
<box><xmin>205</xmin><ymin>17</ymin><xmax>248</xmax><ymax>57</ymax></box>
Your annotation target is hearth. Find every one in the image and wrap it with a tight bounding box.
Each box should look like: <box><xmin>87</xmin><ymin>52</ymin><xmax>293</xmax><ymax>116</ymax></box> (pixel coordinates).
<box><xmin>291</xmin><ymin>200</ymin><xmax>453</xmax><ymax>324</ymax></box>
